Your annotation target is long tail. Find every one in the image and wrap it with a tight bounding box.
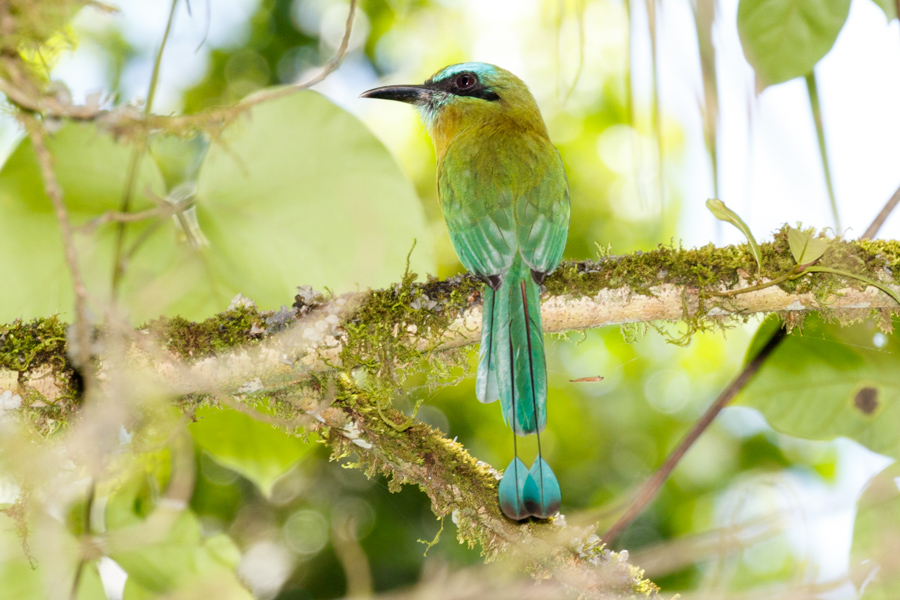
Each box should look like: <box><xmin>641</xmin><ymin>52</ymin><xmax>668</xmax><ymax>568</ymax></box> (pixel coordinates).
<box><xmin>479</xmin><ymin>257</ymin><xmax>561</xmax><ymax>520</ymax></box>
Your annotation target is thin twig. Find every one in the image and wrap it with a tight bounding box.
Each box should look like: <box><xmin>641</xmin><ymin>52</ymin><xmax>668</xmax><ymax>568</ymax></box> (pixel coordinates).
<box><xmin>602</xmin><ymin>326</ymin><xmax>785</xmax><ymax>545</ymax></box>
<box><xmin>76</xmin><ymin>203</ymin><xmax>176</xmax><ymax>234</ymax></box>
<box><xmin>644</xmin><ymin>0</ymin><xmax>664</xmax><ymax>208</ymax></box>
<box><xmin>0</xmin><ymin>0</ymin><xmax>357</xmax><ymax>138</ymax></box>
<box><xmin>602</xmin><ymin>181</ymin><xmax>900</xmax><ymax>546</ymax></box>
<box><xmin>862</xmin><ymin>182</ymin><xmax>900</xmax><ymax>240</ymax></box>
<box><xmin>69</xmin><ymin>481</ymin><xmax>96</xmax><ymax>600</ymax></box>
<box><xmin>25</xmin><ymin>119</ymin><xmax>93</xmax><ymax>380</ymax></box>
<box><xmin>110</xmin><ymin>0</ymin><xmax>179</xmax><ymax>299</ymax></box>
<box><xmin>238</xmin><ymin>0</ymin><xmax>359</xmax><ymax>109</ymax></box>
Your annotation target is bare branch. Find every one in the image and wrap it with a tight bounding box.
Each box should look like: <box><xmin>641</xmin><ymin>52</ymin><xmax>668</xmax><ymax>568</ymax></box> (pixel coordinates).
<box><xmin>23</xmin><ymin>118</ymin><xmax>93</xmax><ymax>383</ymax></box>
<box><xmin>601</xmin><ymin>326</ymin><xmax>785</xmax><ymax>545</ymax></box>
<box><xmin>863</xmin><ymin>182</ymin><xmax>900</xmax><ymax>241</ymax></box>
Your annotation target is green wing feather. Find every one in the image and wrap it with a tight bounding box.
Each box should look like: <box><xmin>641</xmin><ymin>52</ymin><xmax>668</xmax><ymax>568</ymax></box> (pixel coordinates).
<box><xmin>438</xmin><ymin>158</ymin><xmax>517</xmax><ymax>277</ymax></box>
<box><xmin>516</xmin><ymin>149</ymin><xmax>569</xmax><ymax>275</ymax></box>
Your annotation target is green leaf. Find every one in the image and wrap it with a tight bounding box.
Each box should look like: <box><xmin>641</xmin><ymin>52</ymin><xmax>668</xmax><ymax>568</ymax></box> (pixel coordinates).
<box><xmin>112</xmin><ymin>510</ymin><xmax>252</xmax><ymax>598</ymax></box>
<box><xmin>111</xmin><ymin>510</ymin><xmax>203</xmax><ymax>592</ymax></box>
<box><xmin>737</xmin><ymin>0</ymin><xmax>851</xmax><ymax>87</ymax></box>
<box><xmin>104</xmin><ymin>451</ymin><xmax>173</xmax><ymax>531</ymax></box>
<box><xmin>0</xmin><ymin>123</ymin><xmax>164</xmax><ymax>322</ymax></box>
<box><xmin>870</xmin><ymin>0</ymin><xmax>898</xmax><ymax>21</ymax></box>
<box><xmin>705</xmin><ymin>198</ymin><xmax>762</xmax><ymax>271</ymax></box>
<box><xmin>786</xmin><ymin>226</ymin><xmax>828</xmax><ymax>265</ymax></box>
<box><xmin>0</xmin><ymin>512</ymin><xmax>107</xmax><ymax>600</ymax></box>
<box><xmin>189</xmin><ymin>406</ymin><xmax>310</xmax><ymax>497</ymax></box>
<box><xmin>189</xmin><ymin>90</ymin><xmax>435</xmax><ymax>314</ymax></box>
<box><xmin>850</xmin><ymin>462</ymin><xmax>900</xmax><ymax>597</ymax></box>
<box><xmin>737</xmin><ymin>314</ymin><xmax>900</xmax><ymax>458</ymax></box>
<box><xmin>0</xmin><ymin>91</ymin><xmax>434</xmax><ymax>323</ymax></box>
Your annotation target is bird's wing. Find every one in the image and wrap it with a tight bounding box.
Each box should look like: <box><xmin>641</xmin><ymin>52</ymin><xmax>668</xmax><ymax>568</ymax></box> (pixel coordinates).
<box><xmin>516</xmin><ymin>148</ymin><xmax>570</xmax><ymax>276</ymax></box>
<box><xmin>438</xmin><ymin>156</ymin><xmax>517</xmax><ymax>277</ymax></box>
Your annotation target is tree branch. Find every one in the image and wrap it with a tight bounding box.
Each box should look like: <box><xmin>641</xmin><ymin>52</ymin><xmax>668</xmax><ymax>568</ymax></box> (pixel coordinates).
<box><xmin>3</xmin><ymin>235</ymin><xmax>900</xmax><ymax>597</ymax></box>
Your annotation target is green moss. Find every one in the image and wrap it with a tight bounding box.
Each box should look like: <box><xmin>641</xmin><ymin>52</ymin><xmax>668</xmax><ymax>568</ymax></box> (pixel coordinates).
<box><xmin>143</xmin><ymin>305</ymin><xmax>265</xmax><ymax>361</ymax></box>
<box><xmin>0</xmin><ymin>316</ymin><xmax>68</xmax><ymax>372</ymax></box>
<box><xmin>0</xmin><ymin>316</ymin><xmax>82</xmax><ymax>432</ymax></box>
<box><xmin>338</xmin><ymin>270</ymin><xmax>482</xmax><ymax>412</ymax></box>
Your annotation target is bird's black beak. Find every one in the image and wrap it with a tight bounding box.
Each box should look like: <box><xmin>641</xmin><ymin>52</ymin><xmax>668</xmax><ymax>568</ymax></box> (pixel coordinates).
<box><xmin>359</xmin><ymin>84</ymin><xmax>432</xmax><ymax>105</ymax></box>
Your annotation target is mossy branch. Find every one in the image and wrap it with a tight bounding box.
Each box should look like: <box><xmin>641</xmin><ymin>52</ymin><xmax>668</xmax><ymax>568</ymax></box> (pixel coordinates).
<box><xmin>4</xmin><ymin>232</ymin><xmax>900</xmax><ymax>414</ymax></box>
<box><xmin>4</xmin><ymin>232</ymin><xmax>900</xmax><ymax>597</ymax></box>
<box><xmin>279</xmin><ymin>375</ymin><xmax>656</xmax><ymax>596</ymax></box>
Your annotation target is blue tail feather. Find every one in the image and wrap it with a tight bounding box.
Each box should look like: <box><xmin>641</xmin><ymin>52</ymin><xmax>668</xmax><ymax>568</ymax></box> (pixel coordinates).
<box><xmin>498</xmin><ymin>458</ymin><xmax>531</xmax><ymax>520</ymax></box>
<box><xmin>476</xmin><ymin>286</ymin><xmax>499</xmax><ymax>403</ymax></box>
<box><xmin>477</xmin><ymin>256</ymin><xmax>561</xmax><ymax>520</ymax></box>
<box><xmin>524</xmin><ymin>458</ymin><xmax>561</xmax><ymax>518</ymax></box>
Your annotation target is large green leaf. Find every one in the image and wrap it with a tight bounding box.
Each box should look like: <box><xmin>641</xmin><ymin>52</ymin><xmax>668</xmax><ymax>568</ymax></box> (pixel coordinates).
<box><xmin>189</xmin><ymin>406</ymin><xmax>311</xmax><ymax>497</ymax></box>
<box><xmin>737</xmin><ymin>0</ymin><xmax>851</xmax><ymax>87</ymax></box>
<box><xmin>0</xmin><ymin>91</ymin><xmax>434</xmax><ymax>322</ymax></box>
<box><xmin>192</xmin><ymin>90</ymin><xmax>435</xmax><ymax>309</ymax></box>
<box><xmin>110</xmin><ymin>509</ymin><xmax>251</xmax><ymax>599</ymax></box>
<box><xmin>737</xmin><ymin>314</ymin><xmax>900</xmax><ymax>457</ymax></box>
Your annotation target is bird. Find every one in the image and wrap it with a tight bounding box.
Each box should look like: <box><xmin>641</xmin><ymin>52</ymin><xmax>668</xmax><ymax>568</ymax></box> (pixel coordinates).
<box><xmin>361</xmin><ymin>63</ymin><xmax>570</xmax><ymax>520</ymax></box>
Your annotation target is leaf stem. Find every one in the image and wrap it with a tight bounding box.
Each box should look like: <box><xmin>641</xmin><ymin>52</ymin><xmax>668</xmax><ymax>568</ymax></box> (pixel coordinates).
<box><xmin>806</xmin><ymin>71</ymin><xmax>841</xmax><ymax>231</ymax></box>
<box><xmin>705</xmin><ymin>269</ymin><xmax>797</xmax><ymax>297</ymax></box>
<box><xmin>804</xmin><ymin>266</ymin><xmax>900</xmax><ymax>306</ymax></box>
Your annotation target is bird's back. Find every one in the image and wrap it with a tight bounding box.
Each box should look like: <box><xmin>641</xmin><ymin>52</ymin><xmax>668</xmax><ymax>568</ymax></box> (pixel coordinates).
<box><xmin>437</xmin><ymin>124</ymin><xmax>568</xmax><ymax>279</ymax></box>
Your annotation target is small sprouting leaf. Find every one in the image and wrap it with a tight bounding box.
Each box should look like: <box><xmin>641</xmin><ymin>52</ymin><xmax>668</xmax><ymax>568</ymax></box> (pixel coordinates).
<box><xmin>706</xmin><ymin>199</ymin><xmax>762</xmax><ymax>271</ymax></box>
<box><xmin>189</xmin><ymin>407</ymin><xmax>310</xmax><ymax>497</ymax></box>
<box><xmin>147</xmin><ymin>133</ymin><xmax>210</xmax><ymax>192</ymax></box>
<box><xmin>787</xmin><ymin>226</ymin><xmax>828</xmax><ymax>265</ymax></box>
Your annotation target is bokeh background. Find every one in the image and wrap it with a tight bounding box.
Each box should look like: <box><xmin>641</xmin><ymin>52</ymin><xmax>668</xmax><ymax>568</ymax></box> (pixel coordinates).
<box><xmin>2</xmin><ymin>0</ymin><xmax>900</xmax><ymax>598</ymax></box>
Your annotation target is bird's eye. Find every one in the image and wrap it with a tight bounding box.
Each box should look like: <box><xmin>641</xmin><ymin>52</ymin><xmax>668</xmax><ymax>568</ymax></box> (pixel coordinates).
<box><xmin>455</xmin><ymin>73</ymin><xmax>476</xmax><ymax>89</ymax></box>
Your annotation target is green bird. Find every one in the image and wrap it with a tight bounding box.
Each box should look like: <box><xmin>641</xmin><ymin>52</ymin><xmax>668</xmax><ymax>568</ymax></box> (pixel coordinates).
<box><xmin>361</xmin><ymin>63</ymin><xmax>570</xmax><ymax>520</ymax></box>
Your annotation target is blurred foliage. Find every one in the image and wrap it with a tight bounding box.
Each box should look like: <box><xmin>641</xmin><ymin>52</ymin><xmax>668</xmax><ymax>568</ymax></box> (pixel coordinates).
<box><xmin>851</xmin><ymin>461</ymin><xmax>900</xmax><ymax>598</ymax></box>
<box><xmin>0</xmin><ymin>0</ymin><xmax>897</xmax><ymax>599</ymax></box>
<box><xmin>0</xmin><ymin>91</ymin><xmax>433</xmax><ymax>322</ymax></box>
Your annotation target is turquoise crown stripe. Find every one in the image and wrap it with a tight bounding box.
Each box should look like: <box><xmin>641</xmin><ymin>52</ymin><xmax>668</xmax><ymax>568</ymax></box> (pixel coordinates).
<box><xmin>432</xmin><ymin>62</ymin><xmax>499</xmax><ymax>82</ymax></box>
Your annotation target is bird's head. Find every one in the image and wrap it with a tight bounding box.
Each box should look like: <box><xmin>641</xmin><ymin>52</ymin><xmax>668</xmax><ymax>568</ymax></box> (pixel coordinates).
<box><xmin>360</xmin><ymin>62</ymin><xmax>548</xmax><ymax>155</ymax></box>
